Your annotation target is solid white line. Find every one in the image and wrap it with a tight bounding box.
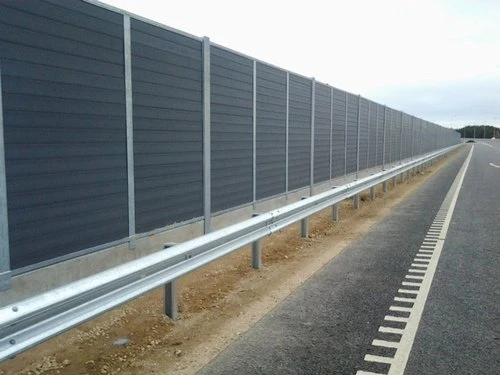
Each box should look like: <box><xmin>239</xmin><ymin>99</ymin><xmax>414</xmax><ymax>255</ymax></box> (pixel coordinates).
<box><xmin>379</xmin><ymin>326</ymin><xmax>405</xmax><ymax>335</ymax></box>
<box><xmin>390</xmin><ymin>305</ymin><xmax>412</xmax><ymax>312</ymax></box>
<box><xmin>365</xmin><ymin>354</ymin><xmax>394</xmax><ymax>364</ymax></box>
<box><xmin>373</xmin><ymin>339</ymin><xmax>400</xmax><ymax>348</ymax></box>
<box><xmin>405</xmin><ymin>275</ymin><xmax>424</xmax><ymax>280</ymax></box>
<box><xmin>394</xmin><ymin>296</ymin><xmax>416</xmax><ymax>303</ymax></box>
<box><xmin>402</xmin><ymin>281</ymin><xmax>421</xmax><ymax>287</ymax></box>
<box><xmin>398</xmin><ymin>289</ymin><xmax>419</xmax><ymax>295</ymax></box>
<box><xmin>385</xmin><ymin>315</ymin><xmax>409</xmax><ymax>323</ymax></box>
<box><xmin>388</xmin><ymin>146</ymin><xmax>474</xmax><ymax>375</ymax></box>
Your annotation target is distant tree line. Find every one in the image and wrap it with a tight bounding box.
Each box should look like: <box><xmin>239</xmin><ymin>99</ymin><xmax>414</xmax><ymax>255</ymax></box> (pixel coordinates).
<box><xmin>457</xmin><ymin>125</ymin><xmax>500</xmax><ymax>139</ymax></box>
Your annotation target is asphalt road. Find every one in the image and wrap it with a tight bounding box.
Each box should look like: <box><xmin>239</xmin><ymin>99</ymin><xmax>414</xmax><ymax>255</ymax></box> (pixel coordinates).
<box><xmin>198</xmin><ymin>143</ymin><xmax>499</xmax><ymax>375</ymax></box>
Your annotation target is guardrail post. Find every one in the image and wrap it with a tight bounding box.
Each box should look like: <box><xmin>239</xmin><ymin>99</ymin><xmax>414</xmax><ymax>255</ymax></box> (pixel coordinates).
<box><xmin>383</xmin><ymin>181</ymin><xmax>388</xmax><ymax>193</ymax></box>
<box><xmin>392</xmin><ymin>175</ymin><xmax>397</xmax><ymax>187</ymax></box>
<box><xmin>332</xmin><ymin>203</ymin><xmax>339</xmax><ymax>221</ymax></box>
<box><xmin>0</xmin><ymin>65</ymin><xmax>10</xmax><ymax>291</ymax></box>
<box><xmin>370</xmin><ymin>186</ymin><xmax>376</xmax><ymax>200</ymax></box>
<box><xmin>163</xmin><ymin>243</ymin><xmax>178</xmax><ymax>320</ymax></box>
<box><xmin>252</xmin><ymin>213</ymin><xmax>262</xmax><ymax>269</ymax></box>
<box><xmin>353</xmin><ymin>194</ymin><xmax>360</xmax><ymax>209</ymax></box>
<box><xmin>301</xmin><ymin>197</ymin><xmax>309</xmax><ymax>238</ymax></box>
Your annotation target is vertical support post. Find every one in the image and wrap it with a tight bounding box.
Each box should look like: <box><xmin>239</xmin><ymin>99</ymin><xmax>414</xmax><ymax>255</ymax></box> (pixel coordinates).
<box><xmin>411</xmin><ymin>116</ymin><xmax>415</xmax><ymax>160</ymax></box>
<box><xmin>332</xmin><ymin>203</ymin><xmax>339</xmax><ymax>222</ymax></box>
<box><xmin>285</xmin><ymin>72</ymin><xmax>289</xmax><ymax>193</ymax></box>
<box><xmin>0</xmin><ymin>65</ymin><xmax>11</xmax><ymax>291</ymax></box>
<box><xmin>399</xmin><ymin>112</ymin><xmax>403</xmax><ymax>164</ymax></box>
<box><xmin>392</xmin><ymin>175</ymin><xmax>397</xmax><ymax>187</ymax></box>
<box><xmin>344</xmin><ymin>92</ymin><xmax>348</xmax><ymax>178</ymax></box>
<box><xmin>124</xmin><ymin>16</ymin><xmax>136</xmax><ymax>250</ymax></box>
<box><xmin>370</xmin><ymin>186</ymin><xmax>376</xmax><ymax>200</ymax></box>
<box><xmin>251</xmin><ymin>213</ymin><xmax>262</xmax><ymax>269</ymax></box>
<box><xmin>375</xmin><ymin>104</ymin><xmax>379</xmax><ymax>168</ymax></box>
<box><xmin>382</xmin><ymin>105</ymin><xmax>387</xmax><ymax>170</ymax></box>
<box><xmin>310</xmin><ymin>79</ymin><xmax>315</xmax><ymax>195</ymax></box>
<box><xmin>252</xmin><ymin>60</ymin><xmax>257</xmax><ymax>202</ymax></box>
<box><xmin>383</xmin><ymin>181</ymin><xmax>388</xmax><ymax>193</ymax></box>
<box><xmin>356</xmin><ymin>95</ymin><xmax>361</xmax><ymax>180</ymax></box>
<box><xmin>300</xmin><ymin>197</ymin><xmax>309</xmax><ymax>238</ymax></box>
<box><xmin>163</xmin><ymin>242</ymin><xmax>178</xmax><ymax>320</ymax></box>
<box><xmin>202</xmin><ymin>37</ymin><xmax>211</xmax><ymax>234</ymax></box>
<box><xmin>164</xmin><ymin>279</ymin><xmax>178</xmax><ymax>320</ymax></box>
<box><xmin>329</xmin><ymin>87</ymin><xmax>333</xmax><ymax>181</ymax></box>
<box><xmin>353</xmin><ymin>194</ymin><xmax>360</xmax><ymax>209</ymax></box>
<box><xmin>367</xmin><ymin>101</ymin><xmax>371</xmax><ymax>168</ymax></box>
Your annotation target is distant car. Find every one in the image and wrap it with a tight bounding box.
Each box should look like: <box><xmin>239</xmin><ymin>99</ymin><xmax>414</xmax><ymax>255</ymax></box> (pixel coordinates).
<box><xmin>466</xmin><ymin>140</ymin><xmax>475</xmax><ymax>143</ymax></box>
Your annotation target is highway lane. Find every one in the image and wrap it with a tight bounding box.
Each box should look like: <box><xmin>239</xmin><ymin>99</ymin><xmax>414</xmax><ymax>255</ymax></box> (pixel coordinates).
<box><xmin>198</xmin><ymin>146</ymin><xmax>481</xmax><ymax>375</ymax></box>
<box><xmin>404</xmin><ymin>141</ymin><xmax>500</xmax><ymax>375</ymax></box>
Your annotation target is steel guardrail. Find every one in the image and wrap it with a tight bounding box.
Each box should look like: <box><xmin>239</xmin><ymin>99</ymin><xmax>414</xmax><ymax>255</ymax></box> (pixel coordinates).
<box><xmin>0</xmin><ymin>145</ymin><xmax>460</xmax><ymax>361</ymax></box>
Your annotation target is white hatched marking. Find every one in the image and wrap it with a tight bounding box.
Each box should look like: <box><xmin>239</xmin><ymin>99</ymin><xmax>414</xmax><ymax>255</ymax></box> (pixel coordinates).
<box><xmin>413</xmin><ymin>259</ymin><xmax>430</xmax><ymax>263</ymax></box>
<box><xmin>416</xmin><ymin>254</ymin><xmax>432</xmax><ymax>258</ymax></box>
<box><xmin>390</xmin><ymin>305</ymin><xmax>412</xmax><ymax>312</ymax></box>
<box><xmin>372</xmin><ymin>339</ymin><xmax>400</xmax><ymax>348</ymax></box>
<box><xmin>365</xmin><ymin>354</ymin><xmax>394</xmax><ymax>364</ymax></box>
<box><xmin>418</xmin><ymin>250</ymin><xmax>434</xmax><ymax>253</ymax></box>
<box><xmin>410</xmin><ymin>263</ymin><xmax>427</xmax><ymax>268</ymax></box>
<box><xmin>402</xmin><ymin>281</ymin><xmax>421</xmax><ymax>287</ymax></box>
<box><xmin>379</xmin><ymin>326</ymin><xmax>405</xmax><ymax>335</ymax></box>
<box><xmin>385</xmin><ymin>315</ymin><xmax>409</xmax><ymax>323</ymax></box>
<box><xmin>408</xmin><ymin>269</ymin><xmax>426</xmax><ymax>273</ymax></box>
<box><xmin>405</xmin><ymin>275</ymin><xmax>424</xmax><ymax>280</ymax></box>
<box><xmin>356</xmin><ymin>371</ymin><xmax>386</xmax><ymax>375</ymax></box>
<box><xmin>394</xmin><ymin>296</ymin><xmax>415</xmax><ymax>303</ymax></box>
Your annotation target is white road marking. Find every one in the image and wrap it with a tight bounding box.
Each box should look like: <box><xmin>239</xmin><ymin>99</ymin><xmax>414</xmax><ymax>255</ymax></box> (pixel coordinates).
<box><xmin>365</xmin><ymin>354</ymin><xmax>394</xmax><ymax>364</ymax></box>
<box><xmin>394</xmin><ymin>296</ymin><xmax>416</xmax><ymax>303</ymax></box>
<box><xmin>418</xmin><ymin>250</ymin><xmax>434</xmax><ymax>253</ymax></box>
<box><xmin>410</xmin><ymin>263</ymin><xmax>427</xmax><ymax>268</ymax></box>
<box><xmin>356</xmin><ymin>371</ymin><xmax>386</xmax><ymax>375</ymax></box>
<box><xmin>379</xmin><ymin>326</ymin><xmax>405</xmax><ymax>335</ymax></box>
<box><xmin>385</xmin><ymin>315</ymin><xmax>409</xmax><ymax>323</ymax></box>
<box><xmin>372</xmin><ymin>339</ymin><xmax>400</xmax><ymax>348</ymax></box>
<box><xmin>402</xmin><ymin>281</ymin><xmax>421</xmax><ymax>287</ymax></box>
<box><xmin>408</xmin><ymin>269</ymin><xmax>426</xmax><ymax>273</ymax></box>
<box><xmin>416</xmin><ymin>254</ymin><xmax>432</xmax><ymax>258</ymax></box>
<box><xmin>390</xmin><ymin>306</ymin><xmax>413</xmax><ymax>312</ymax></box>
<box><xmin>489</xmin><ymin>162</ymin><xmax>500</xmax><ymax>168</ymax></box>
<box><xmin>405</xmin><ymin>275</ymin><xmax>424</xmax><ymax>280</ymax></box>
<box><xmin>387</xmin><ymin>146</ymin><xmax>474</xmax><ymax>375</ymax></box>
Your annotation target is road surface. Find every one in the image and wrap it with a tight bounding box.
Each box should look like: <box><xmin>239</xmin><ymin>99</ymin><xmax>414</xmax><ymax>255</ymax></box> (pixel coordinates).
<box><xmin>198</xmin><ymin>142</ymin><xmax>499</xmax><ymax>375</ymax></box>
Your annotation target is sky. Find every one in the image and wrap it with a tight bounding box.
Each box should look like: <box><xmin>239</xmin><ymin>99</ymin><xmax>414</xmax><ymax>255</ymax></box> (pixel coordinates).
<box><xmin>100</xmin><ymin>0</ymin><xmax>500</xmax><ymax>129</ymax></box>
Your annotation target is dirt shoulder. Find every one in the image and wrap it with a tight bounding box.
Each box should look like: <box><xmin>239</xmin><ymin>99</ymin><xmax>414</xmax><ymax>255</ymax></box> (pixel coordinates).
<box><xmin>0</xmin><ymin>149</ymin><xmax>463</xmax><ymax>375</ymax></box>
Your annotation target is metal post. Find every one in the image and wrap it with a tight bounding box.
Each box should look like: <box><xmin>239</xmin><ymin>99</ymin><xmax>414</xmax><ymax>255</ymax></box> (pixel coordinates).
<box><xmin>0</xmin><ymin>65</ymin><xmax>10</xmax><ymax>291</ymax></box>
<box><xmin>202</xmin><ymin>37</ymin><xmax>211</xmax><ymax>234</ymax></box>
<box><xmin>353</xmin><ymin>194</ymin><xmax>360</xmax><ymax>209</ymax></box>
<box><xmin>383</xmin><ymin>181</ymin><xmax>388</xmax><ymax>193</ymax></box>
<box><xmin>251</xmin><ymin>213</ymin><xmax>262</xmax><ymax>269</ymax></box>
<box><xmin>399</xmin><ymin>111</ymin><xmax>403</xmax><ymax>164</ymax></box>
<box><xmin>367</xmin><ymin>101</ymin><xmax>371</xmax><ymax>168</ymax></box>
<box><xmin>329</xmin><ymin>87</ymin><xmax>333</xmax><ymax>181</ymax></box>
<box><xmin>411</xmin><ymin>116</ymin><xmax>415</xmax><ymax>160</ymax></box>
<box><xmin>370</xmin><ymin>186</ymin><xmax>376</xmax><ymax>200</ymax></box>
<box><xmin>163</xmin><ymin>242</ymin><xmax>178</xmax><ymax>320</ymax></box>
<box><xmin>392</xmin><ymin>175</ymin><xmax>397</xmax><ymax>187</ymax></box>
<box><xmin>344</xmin><ymin>92</ymin><xmax>348</xmax><ymax>178</ymax></box>
<box><xmin>356</xmin><ymin>95</ymin><xmax>361</xmax><ymax>180</ymax></box>
<box><xmin>310</xmin><ymin>79</ymin><xmax>315</xmax><ymax>195</ymax></box>
<box><xmin>124</xmin><ymin>16</ymin><xmax>136</xmax><ymax>250</ymax></box>
<box><xmin>252</xmin><ymin>60</ymin><xmax>257</xmax><ymax>202</ymax></box>
<box><xmin>382</xmin><ymin>106</ymin><xmax>387</xmax><ymax>170</ymax></box>
<box><xmin>332</xmin><ymin>203</ymin><xmax>339</xmax><ymax>222</ymax></box>
<box><xmin>285</xmin><ymin>72</ymin><xmax>289</xmax><ymax>193</ymax></box>
<box><xmin>375</xmin><ymin>104</ymin><xmax>379</xmax><ymax>167</ymax></box>
<box><xmin>300</xmin><ymin>197</ymin><xmax>309</xmax><ymax>238</ymax></box>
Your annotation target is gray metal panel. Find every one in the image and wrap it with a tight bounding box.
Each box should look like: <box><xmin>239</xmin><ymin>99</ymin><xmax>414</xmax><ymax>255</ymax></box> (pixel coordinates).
<box><xmin>313</xmin><ymin>82</ymin><xmax>331</xmax><ymax>183</ymax></box>
<box><xmin>390</xmin><ymin>108</ymin><xmax>400</xmax><ymax>163</ymax></box>
<box><xmin>402</xmin><ymin>113</ymin><xmax>412</xmax><ymax>159</ymax></box>
<box><xmin>0</xmin><ymin>65</ymin><xmax>10</xmax><ymax>290</ymax></box>
<box><xmin>331</xmin><ymin>89</ymin><xmax>346</xmax><ymax>179</ymax></box>
<box><xmin>358</xmin><ymin>97</ymin><xmax>369</xmax><ymax>171</ymax></box>
<box><xmin>210</xmin><ymin>46</ymin><xmax>253</xmax><ymax>212</ymax></box>
<box><xmin>255</xmin><ymin>63</ymin><xmax>287</xmax><ymax>200</ymax></box>
<box><xmin>368</xmin><ymin>100</ymin><xmax>377</xmax><ymax>168</ymax></box>
<box><xmin>376</xmin><ymin>104</ymin><xmax>385</xmax><ymax>166</ymax></box>
<box><xmin>131</xmin><ymin>18</ymin><xmax>203</xmax><ymax>233</ymax></box>
<box><xmin>346</xmin><ymin>93</ymin><xmax>358</xmax><ymax>174</ymax></box>
<box><xmin>0</xmin><ymin>1</ymin><xmax>128</xmax><ymax>270</ymax></box>
<box><xmin>288</xmin><ymin>74</ymin><xmax>312</xmax><ymax>191</ymax></box>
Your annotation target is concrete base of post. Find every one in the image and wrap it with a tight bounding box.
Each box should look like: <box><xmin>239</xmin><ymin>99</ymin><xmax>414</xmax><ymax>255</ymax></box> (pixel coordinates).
<box><xmin>353</xmin><ymin>194</ymin><xmax>360</xmax><ymax>209</ymax></box>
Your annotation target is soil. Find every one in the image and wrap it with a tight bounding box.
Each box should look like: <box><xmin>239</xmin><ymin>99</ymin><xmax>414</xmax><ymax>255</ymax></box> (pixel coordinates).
<box><xmin>0</xmin><ymin>151</ymin><xmax>460</xmax><ymax>375</ymax></box>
